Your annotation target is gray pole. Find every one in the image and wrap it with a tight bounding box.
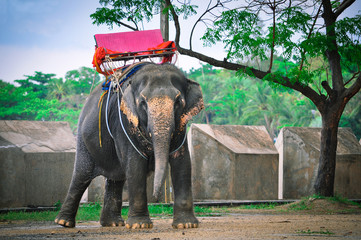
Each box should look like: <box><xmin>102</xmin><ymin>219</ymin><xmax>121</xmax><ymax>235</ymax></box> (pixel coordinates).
<box><xmin>160</xmin><ymin>1</ymin><xmax>169</xmax><ymax>41</ymax></box>
<box><xmin>160</xmin><ymin>2</ymin><xmax>171</xmax><ymax>203</ymax></box>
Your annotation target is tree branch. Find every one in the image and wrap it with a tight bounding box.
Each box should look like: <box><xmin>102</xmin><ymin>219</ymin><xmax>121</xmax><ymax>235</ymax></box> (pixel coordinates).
<box><xmin>343</xmin><ymin>72</ymin><xmax>361</xmax><ymax>101</ymax></box>
<box><xmin>268</xmin><ymin>0</ymin><xmax>276</xmax><ymax>72</ymax></box>
<box><xmin>322</xmin><ymin>0</ymin><xmax>344</xmax><ymax>91</ymax></box>
<box><xmin>344</xmin><ymin>71</ymin><xmax>361</xmax><ymax>86</ymax></box>
<box><xmin>321</xmin><ymin>80</ymin><xmax>333</xmax><ymax>97</ymax></box>
<box><xmin>115</xmin><ymin>20</ymin><xmax>138</xmax><ymax>31</ymax></box>
<box><xmin>189</xmin><ymin>0</ymin><xmax>222</xmax><ymax>50</ymax></box>
<box><xmin>334</xmin><ymin>0</ymin><xmax>355</xmax><ymax>18</ymax></box>
<box><xmin>167</xmin><ymin>0</ymin><xmax>325</xmax><ymax>108</ymax></box>
<box><xmin>299</xmin><ymin>3</ymin><xmax>322</xmax><ymax>72</ymax></box>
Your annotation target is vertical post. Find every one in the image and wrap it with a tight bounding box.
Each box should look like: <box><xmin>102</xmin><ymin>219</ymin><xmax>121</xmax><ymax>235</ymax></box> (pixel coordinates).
<box><xmin>160</xmin><ymin>1</ymin><xmax>169</xmax><ymax>41</ymax></box>
<box><xmin>161</xmin><ymin>0</ymin><xmax>172</xmax><ymax>204</ymax></box>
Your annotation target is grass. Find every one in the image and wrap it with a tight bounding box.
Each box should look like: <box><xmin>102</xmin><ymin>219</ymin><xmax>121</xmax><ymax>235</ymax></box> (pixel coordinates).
<box><xmin>0</xmin><ymin>210</ymin><xmax>59</xmax><ymax>222</ymax></box>
<box><xmin>3</xmin><ymin>196</ymin><xmax>357</xmax><ymax>222</ymax></box>
<box><xmin>286</xmin><ymin>194</ymin><xmax>361</xmax><ymax>212</ymax></box>
<box><xmin>236</xmin><ymin>203</ymin><xmax>277</xmax><ymax>210</ymax></box>
<box><xmin>287</xmin><ymin>199</ymin><xmax>312</xmax><ymax>211</ymax></box>
<box><xmin>0</xmin><ymin>202</ymin><xmax>277</xmax><ymax>222</ymax></box>
<box><xmin>311</xmin><ymin>194</ymin><xmax>361</xmax><ymax>207</ymax></box>
<box><xmin>296</xmin><ymin>228</ymin><xmax>335</xmax><ymax>235</ymax></box>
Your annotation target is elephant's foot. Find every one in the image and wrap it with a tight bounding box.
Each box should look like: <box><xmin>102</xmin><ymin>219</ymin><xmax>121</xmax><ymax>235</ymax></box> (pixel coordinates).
<box><xmin>172</xmin><ymin>214</ymin><xmax>199</xmax><ymax>229</ymax></box>
<box><xmin>55</xmin><ymin>213</ymin><xmax>76</xmax><ymax>228</ymax></box>
<box><xmin>125</xmin><ymin>216</ymin><xmax>153</xmax><ymax>229</ymax></box>
<box><xmin>100</xmin><ymin>213</ymin><xmax>125</xmax><ymax>227</ymax></box>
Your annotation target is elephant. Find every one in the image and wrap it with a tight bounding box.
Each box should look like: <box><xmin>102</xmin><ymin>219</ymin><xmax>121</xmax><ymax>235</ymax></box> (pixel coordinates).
<box><xmin>55</xmin><ymin>62</ymin><xmax>204</xmax><ymax>229</ymax></box>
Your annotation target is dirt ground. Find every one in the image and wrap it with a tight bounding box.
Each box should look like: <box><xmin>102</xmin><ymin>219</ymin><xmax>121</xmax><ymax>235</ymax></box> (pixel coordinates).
<box><xmin>1</xmin><ymin>199</ymin><xmax>361</xmax><ymax>240</ymax></box>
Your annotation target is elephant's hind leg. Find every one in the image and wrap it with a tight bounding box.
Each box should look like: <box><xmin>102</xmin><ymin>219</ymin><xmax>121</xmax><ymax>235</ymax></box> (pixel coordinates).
<box><xmin>55</xmin><ymin>175</ymin><xmax>92</xmax><ymax>228</ymax></box>
<box><xmin>55</xmin><ymin>141</ymin><xmax>94</xmax><ymax>228</ymax></box>
<box><xmin>100</xmin><ymin>179</ymin><xmax>125</xmax><ymax>227</ymax></box>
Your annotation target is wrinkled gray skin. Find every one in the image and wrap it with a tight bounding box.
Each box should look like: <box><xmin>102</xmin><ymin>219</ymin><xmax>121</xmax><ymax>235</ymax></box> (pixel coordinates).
<box><xmin>55</xmin><ymin>63</ymin><xmax>204</xmax><ymax>229</ymax></box>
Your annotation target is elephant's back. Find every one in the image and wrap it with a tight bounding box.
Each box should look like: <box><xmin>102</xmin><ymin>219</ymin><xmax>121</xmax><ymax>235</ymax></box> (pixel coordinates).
<box><xmin>77</xmin><ymin>83</ymin><xmax>108</xmax><ymax>151</ymax></box>
<box><xmin>78</xmin><ymin>84</ymin><xmax>103</xmax><ymax>125</ymax></box>
<box><xmin>76</xmin><ymin>83</ymin><xmax>123</xmax><ymax>176</ymax></box>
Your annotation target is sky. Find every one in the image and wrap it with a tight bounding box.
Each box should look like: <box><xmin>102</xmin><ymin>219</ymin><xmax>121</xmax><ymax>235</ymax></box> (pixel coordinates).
<box><xmin>0</xmin><ymin>0</ymin><xmax>223</xmax><ymax>83</ymax></box>
<box><xmin>1</xmin><ymin>0</ymin><xmax>359</xmax><ymax>83</ymax></box>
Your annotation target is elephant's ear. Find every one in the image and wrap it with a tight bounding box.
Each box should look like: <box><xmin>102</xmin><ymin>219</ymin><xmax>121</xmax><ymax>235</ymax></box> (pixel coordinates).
<box><xmin>120</xmin><ymin>86</ymin><xmax>139</xmax><ymax>128</ymax></box>
<box><xmin>180</xmin><ymin>79</ymin><xmax>204</xmax><ymax>131</ymax></box>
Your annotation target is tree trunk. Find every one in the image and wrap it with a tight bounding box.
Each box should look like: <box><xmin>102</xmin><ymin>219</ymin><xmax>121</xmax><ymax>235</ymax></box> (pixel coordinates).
<box><xmin>160</xmin><ymin>1</ymin><xmax>169</xmax><ymax>42</ymax></box>
<box><xmin>314</xmin><ymin>100</ymin><xmax>345</xmax><ymax>196</ymax></box>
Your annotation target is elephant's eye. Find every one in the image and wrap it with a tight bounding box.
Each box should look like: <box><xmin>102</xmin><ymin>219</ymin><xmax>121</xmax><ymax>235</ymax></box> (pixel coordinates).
<box><xmin>175</xmin><ymin>95</ymin><xmax>185</xmax><ymax>110</ymax></box>
<box><xmin>139</xmin><ymin>99</ymin><xmax>147</xmax><ymax>113</ymax></box>
<box><xmin>137</xmin><ymin>98</ymin><xmax>148</xmax><ymax>128</ymax></box>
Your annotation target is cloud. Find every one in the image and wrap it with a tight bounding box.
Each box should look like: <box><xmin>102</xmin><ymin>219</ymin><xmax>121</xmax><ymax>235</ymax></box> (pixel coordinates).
<box><xmin>0</xmin><ymin>44</ymin><xmax>93</xmax><ymax>82</ymax></box>
<box><xmin>0</xmin><ymin>44</ymin><xmax>206</xmax><ymax>83</ymax></box>
<box><xmin>0</xmin><ymin>0</ymin><xmax>226</xmax><ymax>83</ymax></box>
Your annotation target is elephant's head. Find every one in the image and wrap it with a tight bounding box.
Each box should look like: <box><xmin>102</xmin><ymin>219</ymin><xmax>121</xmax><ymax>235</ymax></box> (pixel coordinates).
<box><xmin>120</xmin><ymin>63</ymin><xmax>204</xmax><ymax>199</ymax></box>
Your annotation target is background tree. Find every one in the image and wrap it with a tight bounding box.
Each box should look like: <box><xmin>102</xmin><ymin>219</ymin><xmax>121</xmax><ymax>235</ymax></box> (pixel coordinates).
<box><xmin>15</xmin><ymin>72</ymin><xmax>57</xmax><ymax>99</ymax></box>
<box><xmin>1</xmin><ymin>68</ymin><xmax>102</xmax><ymax>132</ymax></box>
<box><xmin>188</xmin><ymin>64</ymin><xmax>319</xmax><ymax>140</ymax></box>
<box><xmin>91</xmin><ymin>0</ymin><xmax>361</xmax><ymax>197</ymax></box>
<box><xmin>65</xmin><ymin>67</ymin><xmax>101</xmax><ymax>95</ymax></box>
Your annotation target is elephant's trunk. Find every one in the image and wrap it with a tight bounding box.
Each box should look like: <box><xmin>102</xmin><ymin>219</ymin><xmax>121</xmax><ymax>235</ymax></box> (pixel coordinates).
<box><xmin>147</xmin><ymin>96</ymin><xmax>175</xmax><ymax>200</ymax></box>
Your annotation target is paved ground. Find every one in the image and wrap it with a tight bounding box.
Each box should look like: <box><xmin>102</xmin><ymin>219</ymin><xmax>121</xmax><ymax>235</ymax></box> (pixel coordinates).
<box><xmin>1</xmin><ymin>199</ymin><xmax>360</xmax><ymax>240</ymax></box>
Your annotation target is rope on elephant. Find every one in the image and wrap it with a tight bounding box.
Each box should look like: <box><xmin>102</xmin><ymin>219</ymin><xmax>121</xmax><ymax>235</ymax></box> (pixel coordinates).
<box><xmin>97</xmin><ymin>61</ymin><xmax>188</xmax><ymax>157</ymax></box>
<box><xmin>98</xmin><ymin>62</ymin><xmax>150</xmax><ymax>148</ymax></box>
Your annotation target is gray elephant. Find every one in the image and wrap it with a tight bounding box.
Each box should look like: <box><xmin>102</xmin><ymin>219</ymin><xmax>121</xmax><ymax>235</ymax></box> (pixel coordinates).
<box><xmin>55</xmin><ymin>63</ymin><xmax>204</xmax><ymax>229</ymax></box>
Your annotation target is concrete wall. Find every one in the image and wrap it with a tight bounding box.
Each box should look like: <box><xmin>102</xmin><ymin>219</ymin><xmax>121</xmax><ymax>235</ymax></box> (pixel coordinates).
<box><xmin>189</xmin><ymin>124</ymin><xmax>278</xmax><ymax>200</ymax></box>
<box><xmin>88</xmin><ymin>176</ymin><xmax>106</xmax><ymax>203</ymax></box>
<box><xmin>276</xmin><ymin>127</ymin><xmax>361</xmax><ymax>199</ymax></box>
<box><xmin>88</xmin><ymin>172</ymin><xmax>172</xmax><ymax>203</ymax></box>
<box><xmin>0</xmin><ymin>148</ymin><xmax>75</xmax><ymax>208</ymax></box>
<box><xmin>24</xmin><ymin>152</ymin><xmax>75</xmax><ymax>206</ymax></box>
<box><xmin>0</xmin><ymin>121</ymin><xmax>76</xmax><ymax>208</ymax></box>
<box><xmin>0</xmin><ymin>139</ymin><xmax>26</xmax><ymax>208</ymax></box>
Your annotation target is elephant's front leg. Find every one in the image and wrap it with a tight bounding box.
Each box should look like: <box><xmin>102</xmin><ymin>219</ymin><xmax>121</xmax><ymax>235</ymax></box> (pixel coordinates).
<box><xmin>100</xmin><ymin>179</ymin><xmax>125</xmax><ymax>227</ymax></box>
<box><xmin>170</xmin><ymin>144</ymin><xmax>199</xmax><ymax>229</ymax></box>
<box><xmin>125</xmin><ymin>157</ymin><xmax>153</xmax><ymax>229</ymax></box>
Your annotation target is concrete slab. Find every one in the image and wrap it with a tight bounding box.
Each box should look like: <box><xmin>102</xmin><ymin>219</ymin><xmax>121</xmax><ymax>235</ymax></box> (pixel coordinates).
<box><xmin>0</xmin><ymin>120</ymin><xmax>76</xmax><ymax>153</ymax></box>
<box><xmin>188</xmin><ymin>124</ymin><xmax>278</xmax><ymax>200</ymax></box>
<box><xmin>0</xmin><ymin>121</ymin><xmax>76</xmax><ymax>208</ymax></box>
<box><xmin>275</xmin><ymin>127</ymin><xmax>361</xmax><ymax>199</ymax></box>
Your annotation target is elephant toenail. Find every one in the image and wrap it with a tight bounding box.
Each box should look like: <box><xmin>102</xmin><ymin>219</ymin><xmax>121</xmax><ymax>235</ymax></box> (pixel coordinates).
<box><xmin>132</xmin><ymin>223</ymin><xmax>140</xmax><ymax>229</ymax></box>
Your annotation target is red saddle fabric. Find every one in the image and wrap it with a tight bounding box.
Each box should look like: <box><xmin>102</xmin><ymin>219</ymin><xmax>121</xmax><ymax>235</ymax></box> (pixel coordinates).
<box><xmin>92</xmin><ymin>29</ymin><xmax>176</xmax><ymax>75</ymax></box>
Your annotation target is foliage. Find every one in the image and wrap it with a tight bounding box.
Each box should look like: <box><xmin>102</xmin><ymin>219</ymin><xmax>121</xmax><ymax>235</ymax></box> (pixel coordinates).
<box><xmin>90</xmin><ymin>0</ymin><xmax>158</xmax><ymax>31</ymax></box>
<box><xmin>2</xmin><ymin>62</ymin><xmax>360</xmax><ymax>140</ymax></box>
<box><xmin>90</xmin><ymin>0</ymin><xmax>197</xmax><ymax>31</ymax></box>
<box><xmin>0</xmin><ymin>67</ymin><xmax>102</xmax><ymax>132</ymax></box>
<box><xmin>188</xmin><ymin>64</ymin><xmax>360</xmax><ymax>140</ymax></box>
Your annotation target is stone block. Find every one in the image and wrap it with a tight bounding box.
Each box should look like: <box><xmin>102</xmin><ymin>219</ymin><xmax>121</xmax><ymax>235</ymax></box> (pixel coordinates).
<box><xmin>87</xmin><ymin>172</ymin><xmax>172</xmax><ymax>203</ymax></box>
<box><xmin>0</xmin><ymin>137</ymin><xmax>26</xmax><ymax>208</ymax></box>
<box><xmin>275</xmin><ymin>127</ymin><xmax>361</xmax><ymax>199</ymax></box>
<box><xmin>24</xmin><ymin>152</ymin><xmax>74</xmax><ymax>206</ymax></box>
<box><xmin>88</xmin><ymin>176</ymin><xmax>106</xmax><ymax>203</ymax></box>
<box><xmin>0</xmin><ymin>120</ymin><xmax>76</xmax><ymax>208</ymax></box>
<box><xmin>189</xmin><ymin>124</ymin><xmax>278</xmax><ymax>200</ymax></box>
